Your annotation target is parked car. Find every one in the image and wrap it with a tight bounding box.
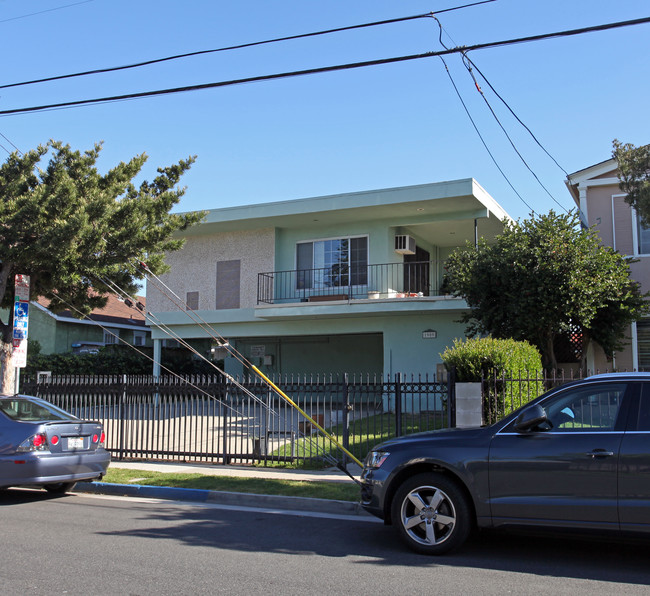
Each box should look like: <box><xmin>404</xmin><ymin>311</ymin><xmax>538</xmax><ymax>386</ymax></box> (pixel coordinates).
<box><xmin>360</xmin><ymin>373</ymin><xmax>650</xmax><ymax>554</ymax></box>
<box><xmin>0</xmin><ymin>394</ymin><xmax>110</xmax><ymax>493</ymax></box>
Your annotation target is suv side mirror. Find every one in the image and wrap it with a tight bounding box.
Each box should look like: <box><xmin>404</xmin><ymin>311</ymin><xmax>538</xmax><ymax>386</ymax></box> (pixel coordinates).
<box><xmin>514</xmin><ymin>404</ymin><xmax>548</xmax><ymax>433</ymax></box>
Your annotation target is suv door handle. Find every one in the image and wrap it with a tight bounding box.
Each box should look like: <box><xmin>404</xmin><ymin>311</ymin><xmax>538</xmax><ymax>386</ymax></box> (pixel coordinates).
<box><xmin>586</xmin><ymin>449</ymin><xmax>614</xmax><ymax>458</ymax></box>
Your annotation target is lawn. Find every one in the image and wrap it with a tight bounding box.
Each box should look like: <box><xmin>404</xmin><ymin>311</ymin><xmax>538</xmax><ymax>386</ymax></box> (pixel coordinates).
<box><xmin>102</xmin><ymin>467</ymin><xmax>361</xmax><ymax>502</ymax></box>
<box><xmin>268</xmin><ymin>410</ymin><xmax>447</xmax><ymax>467</ymax></box>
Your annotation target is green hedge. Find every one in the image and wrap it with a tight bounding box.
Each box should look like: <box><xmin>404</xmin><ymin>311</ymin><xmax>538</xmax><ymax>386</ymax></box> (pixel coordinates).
<box><xmin>441</xmin><ymin>337</ymin><xmax>545</xmax><ymax>423</ymax></box>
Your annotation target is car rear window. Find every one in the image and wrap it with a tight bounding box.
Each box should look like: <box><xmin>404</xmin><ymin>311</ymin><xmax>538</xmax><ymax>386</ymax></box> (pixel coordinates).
<box><xmin>0</xmin><ymin>399</ymin><xmax>77</xmax><ymax>422</ymax></box>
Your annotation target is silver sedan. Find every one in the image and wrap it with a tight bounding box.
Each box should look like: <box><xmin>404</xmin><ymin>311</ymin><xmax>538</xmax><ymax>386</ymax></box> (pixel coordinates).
<box><xmin>0</xmin><ymin>394</ymin><xmax>110</xmax><ymax>493</ymax></box>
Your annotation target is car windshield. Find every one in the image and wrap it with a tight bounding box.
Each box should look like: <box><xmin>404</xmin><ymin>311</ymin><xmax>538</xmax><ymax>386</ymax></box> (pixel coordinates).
<box><xmin>0</xmin><ymin>398</ymin><xmax>78</xmax><ymax>422</ymax></box>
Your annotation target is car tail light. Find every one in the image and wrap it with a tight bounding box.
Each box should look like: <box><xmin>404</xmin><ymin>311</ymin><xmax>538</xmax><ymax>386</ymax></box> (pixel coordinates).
<box><xmin>99</xmin><ymin>431</ymin><xmax>105</xmax><ymax>447</ymax></box>
<box><xmin>17</xmin><ymin>433</ymin><xmax>49</xmax><ymax>452</ymax></box>
<box><xmin>92</xmin><ymin>434</ymin><xmax>99</xmax><ymax>443</ymax></box>
<box><xmin>51</xmin><ymin>435</ymin><xmax>59</xmax><ymax>446</ymax></box>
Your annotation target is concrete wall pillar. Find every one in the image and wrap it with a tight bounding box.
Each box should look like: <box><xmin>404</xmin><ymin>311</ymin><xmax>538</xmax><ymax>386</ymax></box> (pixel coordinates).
<box><xmin>455</xmin><ymin>382</ymin><xmax>482</xmax><ymax>428</ymax></box>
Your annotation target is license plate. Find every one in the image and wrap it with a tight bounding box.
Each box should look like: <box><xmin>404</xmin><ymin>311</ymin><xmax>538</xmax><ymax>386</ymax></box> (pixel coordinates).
<box><xmin>67</xmin><ymin>437</ymin><xmax>84</xmax><ymax>450</ymax></box>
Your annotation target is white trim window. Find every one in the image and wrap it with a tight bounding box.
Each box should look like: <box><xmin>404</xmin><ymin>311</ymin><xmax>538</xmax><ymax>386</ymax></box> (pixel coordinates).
<box><xmin>133</xmin><ymin>330</ymin><xmax>147</xmax><ymax>347</ymax></box>
<box><xmin>638</xmin><ymin>320</ymin><xmax>650</xmax><ymax>370</ymax></box>
<box><xmin>103</xmin><ymin>328</ymin><xmax>119</xmax><ymax>345</ymax></box>
<box><xmin>296</xmin><ymin>236</ymin><xmax>368</xmax><ymax>290</ymax></box>
<box><xmin>637</xmin><ymin>217</ymin><xmax>650</xmax><ymax>256</ymax></box>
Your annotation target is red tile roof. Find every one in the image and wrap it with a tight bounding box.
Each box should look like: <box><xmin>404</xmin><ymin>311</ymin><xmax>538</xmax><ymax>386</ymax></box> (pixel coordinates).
<box><xmin>36</xmin><ymin>294</ymin><xmax>147</xmax><ymax>328</ymax></box>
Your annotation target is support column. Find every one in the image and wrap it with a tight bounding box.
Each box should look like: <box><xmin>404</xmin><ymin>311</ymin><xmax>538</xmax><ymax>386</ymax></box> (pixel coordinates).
<box><xmin>153</xmin><ymin>338</ymin><xmax>162</xmax><ymax>377</ymax></box>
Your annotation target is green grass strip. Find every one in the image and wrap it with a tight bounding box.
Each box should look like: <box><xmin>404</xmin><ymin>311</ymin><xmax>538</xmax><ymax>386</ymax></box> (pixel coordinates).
<box><xmin>102</xmin><ymin>468</ymin><xmax>360</xmax><ymax>502</ymax></box>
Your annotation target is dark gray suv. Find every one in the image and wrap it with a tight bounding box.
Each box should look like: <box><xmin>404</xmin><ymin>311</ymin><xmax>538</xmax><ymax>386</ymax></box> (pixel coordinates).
<box><xmin>360</xmin><ymin>373</ymin><xmax>650</xmax><ymax>554</ymax></box>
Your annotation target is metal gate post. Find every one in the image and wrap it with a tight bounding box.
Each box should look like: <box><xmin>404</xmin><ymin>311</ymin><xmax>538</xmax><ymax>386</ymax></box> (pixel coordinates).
<box><xmin>447</xmin><ymin>366</ymin><xmax>456</xmax><ymax>428</ymax></box>
<box><xmin>118</xmin><ymin>374</ymin><xmax>126</xmax><ymax>460</ymax></box>
<box><xmin>395</xmin><ymin>372</ymin><xmax>402</xmax><ymax>437</ymax></box>
<box><xmin>342</xmin><ymin>373</ymin><xmax>351</xmax><ymax>467</ymax></box>
<box><xmin>222</xmin><ymin>377</ymin><xmax>230</xmax><ymax>465</ymax></box>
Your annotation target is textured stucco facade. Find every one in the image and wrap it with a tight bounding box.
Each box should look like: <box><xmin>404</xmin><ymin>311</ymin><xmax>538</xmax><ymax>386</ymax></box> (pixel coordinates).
<box><xmin>148</xmin><ymin>228</ymin><xmax>276</xmax><ymax>312</ymax></box>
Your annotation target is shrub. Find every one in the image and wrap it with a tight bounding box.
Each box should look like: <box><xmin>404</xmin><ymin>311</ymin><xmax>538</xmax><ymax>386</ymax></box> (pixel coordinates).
<box><xmin>440</xmin><ymin>337</ymin><xmax>545</xmax><ymax>423</ymax></box>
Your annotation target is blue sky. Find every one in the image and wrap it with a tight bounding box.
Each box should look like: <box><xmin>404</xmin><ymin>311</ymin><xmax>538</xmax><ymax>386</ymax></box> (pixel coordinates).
<box><xmin>1</xmin><ymin>0</ymin><xmax>648</xmax><ymax>221</ymax></box>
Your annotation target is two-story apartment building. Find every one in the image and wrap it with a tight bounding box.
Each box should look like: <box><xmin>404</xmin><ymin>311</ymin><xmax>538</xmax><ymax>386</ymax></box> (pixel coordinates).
<box><xmin>566</xmin><ymin>158</ymin><xmax>650</xmax><ymax>371</ymax></box>
<box><xmin>146</xmin><ymin>179</ymin><xmax>510</xmax><ymax>379</ymax></box>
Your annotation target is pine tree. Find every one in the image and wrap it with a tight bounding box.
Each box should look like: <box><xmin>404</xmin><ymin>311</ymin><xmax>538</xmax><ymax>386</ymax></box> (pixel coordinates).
<box><xmin>0</xmin><ymin>141</ymin><xmax>204</xmax><ymax>391</ymax></box>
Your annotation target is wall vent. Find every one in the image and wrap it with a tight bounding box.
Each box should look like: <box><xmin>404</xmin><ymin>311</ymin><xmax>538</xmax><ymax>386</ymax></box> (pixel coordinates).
<box><xmin>394</xmin><ymin>235</ymin><xmax>416</xmax><ymax>255</ymax></box>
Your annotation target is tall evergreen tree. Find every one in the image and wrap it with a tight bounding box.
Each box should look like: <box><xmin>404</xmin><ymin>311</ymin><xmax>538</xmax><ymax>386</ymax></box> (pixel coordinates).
<box><xmin>0</xmin><ymin>141</ymin><xmax>204</xmax><ymax>391</ymax></box>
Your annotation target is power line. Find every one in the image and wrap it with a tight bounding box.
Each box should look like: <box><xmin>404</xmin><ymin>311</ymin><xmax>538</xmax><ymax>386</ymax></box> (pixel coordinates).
<box><xmin>461</xmin><ymin>53</ymin><xmax>567</xmax><ymax>211</ymax></box>
<box><xmin>437</xmin><ymin>55</ymin><xmax>535</xmax><ymax>213</ymax></box>
<box><xmin>430</xmin><ymin>18</ymin><xmax>535</xmax><ymax>213</ymax></box>
<box><xmin>460</xmin><ymin>55</ymin><xmax>570</xmax><ymax>177</ymax></box>
<box><xmin>1</xmin><ymin>15</ymin><xmax>649</xmax><ymax>117</ymax></box>
<box><xmin>0</xmin><ymin>0</ymin><xmax>95</xmax><ymax>24</ymax></box>
<box><xmin>432</xmin><ymin>18</ymin><xmax>569</xmax><ymax>179</ymax></box>
<box><xmin>0</xmin><ymin>2</ymin><xmax>496</xmax><ymax>90</ymax></box>
<box><xmin>0</xmin><ymin>131</ymin><xmax>21</xmax><ymax>155</ymax></box>
<box><xmin>432</xmin><ymin>16</ymin><xmax>567</xmax><ymax>212</ymax></box>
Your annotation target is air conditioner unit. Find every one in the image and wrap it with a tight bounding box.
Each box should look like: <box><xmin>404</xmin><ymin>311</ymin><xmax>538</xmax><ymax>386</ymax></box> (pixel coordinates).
<box><xmin>394</xmin><ymin>235</ymin><xmax>416</xmax><ymax>255</ymax></box>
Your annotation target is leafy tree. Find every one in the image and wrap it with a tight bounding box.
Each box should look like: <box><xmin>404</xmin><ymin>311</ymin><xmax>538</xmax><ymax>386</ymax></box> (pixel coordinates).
<box><xmin>613</xmin><ymin>139</ymin><xmax>650</xmax><ymax>226</ymax></box>
<box><xmin>0</xmin><ymin>141</ymin><xmax>204</xmax><ymax>392</ymax></box>
<box><xmin>444</xmin><ymin>210</ymin><xmax>649</xmax><ymax>371</ymax></box>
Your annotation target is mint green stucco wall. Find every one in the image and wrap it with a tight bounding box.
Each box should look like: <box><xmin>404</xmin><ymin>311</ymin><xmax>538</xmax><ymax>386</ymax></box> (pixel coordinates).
<box><xmin>27</xmin><ymin>307</ymin><xmax>124</xmax><ymax>354</ymax></box>
<box><xmin>275</xmin><ymin>220</ymin><xmax>408</xmax><ymax>271</ymax></box>
<box><xmin>28</xmin><ymin>308</ymin><xmax>58</xmax><ymax>354</ymax></box>
<box><xmin>274</xmin><ymin>220</ymin><xmax>450</xmax><ymax>293</ymax></box>
<box><xmin>232</xmin><ymin>333</ymin><xmax>383</xmax><ymax>376</ymax></box>
<box><xmin>167</xmin><ymin>308</ymin><xmax>466</xmax><ymax>378</ymax></box>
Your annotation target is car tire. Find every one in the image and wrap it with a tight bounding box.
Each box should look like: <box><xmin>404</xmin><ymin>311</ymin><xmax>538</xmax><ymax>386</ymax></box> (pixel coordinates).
<box><xmin>44</xmin><ymin>482</ymin><xmax>77</xmax><ymax>494</ymax></box>
<box><xmin>391</xmin><ymin>472</ymin><xmax>472</xmax><ymax>555</ymax></box>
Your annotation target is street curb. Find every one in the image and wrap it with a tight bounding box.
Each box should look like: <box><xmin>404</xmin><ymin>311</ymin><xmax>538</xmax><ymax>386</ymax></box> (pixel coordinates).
<box><xmin>76</xmin><ymin>482</ymin><xmax>373</xmax><ymax>517</ymax></box>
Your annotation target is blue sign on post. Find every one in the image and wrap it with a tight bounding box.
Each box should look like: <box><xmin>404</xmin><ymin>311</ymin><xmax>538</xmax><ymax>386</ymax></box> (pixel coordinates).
<box><xmin>13</xmin><ymin>274</ymin><xmax>30</xmax><ymax>369</ymax></box>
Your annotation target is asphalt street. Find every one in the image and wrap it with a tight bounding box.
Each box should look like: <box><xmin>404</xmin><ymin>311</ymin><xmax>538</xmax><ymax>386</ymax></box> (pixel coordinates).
<box><xmin>1</xmin><ymin>488</ymin><xmax>649</xmax><ymax>595</ymax></box>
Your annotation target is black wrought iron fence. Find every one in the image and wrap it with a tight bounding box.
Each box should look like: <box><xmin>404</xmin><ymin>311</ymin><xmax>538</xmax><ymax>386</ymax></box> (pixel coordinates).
<box><xmin>21</xmin><ymin>372</ymin><xmax>450</xmax><ymax>467</ymax></box>
<box><xmin>481</xmin><ymin>369</ymin><xmax>625</xmax><ymax>423</ymax></box>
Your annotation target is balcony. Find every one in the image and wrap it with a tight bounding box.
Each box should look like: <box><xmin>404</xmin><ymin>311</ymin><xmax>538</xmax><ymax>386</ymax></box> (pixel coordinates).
<box><xmin>257</xmin><ymin>261</ymin><xmax>444</xmax><ymax>305</ymax></box>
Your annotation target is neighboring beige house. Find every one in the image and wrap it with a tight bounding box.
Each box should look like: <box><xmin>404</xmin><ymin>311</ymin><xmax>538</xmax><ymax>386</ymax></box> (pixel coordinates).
<box><xmin>566</xmin><ymin>158</ymin><xmax>650</xmax><ymax>371</ymax></box>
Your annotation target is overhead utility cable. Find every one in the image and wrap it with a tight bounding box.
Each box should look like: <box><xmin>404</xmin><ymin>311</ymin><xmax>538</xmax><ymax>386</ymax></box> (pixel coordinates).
<box><xmin>0</xmin><ymin>0</ymin><xmax>95</xmax><ymax>24</ymax></box>
<box><xmin>432</xmin><ymin>16</ymin><xmax>566</xmax><ymax>211</ymax></box>
<box><xmin>0</xmin><ymin>2</ymin><xmax>496</xmax><ymax>90</ymax></box>
<box><xmin>458</xmin><ymin>55</ymin><xmax>570</xmax><ymax>177</ymax></box>
<box><xmin>460</xmin><ymin>52</ymin><xmax>567</xmax><ymax>211</ymax></box>
<box><xmin>1</xmin><ymin>15</ymin><xmax>648</xmax><ymax>117</ymax></box>
<box><xmin>436</xmin><ymin>54</ymin><xmax>535</xmax><ymax>213</ymax></box>
<box><xmin>0</xmin><ymin>131</ymin><xmax>21</xmax><ymax>155</ymax></box>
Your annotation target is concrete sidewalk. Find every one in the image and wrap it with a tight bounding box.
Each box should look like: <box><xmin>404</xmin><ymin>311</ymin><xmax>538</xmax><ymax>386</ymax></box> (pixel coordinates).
<box><xmin>75</xmin><ymin>460</ymin><xmax>372</xmax><ymax>518</ymax></box>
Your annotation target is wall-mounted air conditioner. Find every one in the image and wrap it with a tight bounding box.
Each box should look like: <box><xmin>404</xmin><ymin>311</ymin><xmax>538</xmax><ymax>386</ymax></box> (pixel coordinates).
<box><xmin>394</xmin><ymin>234</ymin><xmax>416</xmax><ymax>255</ymax></box>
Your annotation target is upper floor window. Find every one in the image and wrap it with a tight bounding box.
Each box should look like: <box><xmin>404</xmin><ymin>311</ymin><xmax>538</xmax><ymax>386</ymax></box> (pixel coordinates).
<box><xmin>186</xmin><ymin>291</ymin><xmax>199</xmax><ymax>310</ymax></box>
<box><xmin>296</xmin><ymin>237</ymin><xmax>368</xmax><ymax>289</ymax></box>
<box><xmin>638</xmin><ymin>218</ymin><xmax>650</xmax><ymax>255</ymax></box>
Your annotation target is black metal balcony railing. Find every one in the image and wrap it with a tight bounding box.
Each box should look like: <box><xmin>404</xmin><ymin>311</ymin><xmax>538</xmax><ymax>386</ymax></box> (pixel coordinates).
<box><xmin>257</xmin><ymin>261</ymin><xmax>443</xmax><ymax>305</ymax></box>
